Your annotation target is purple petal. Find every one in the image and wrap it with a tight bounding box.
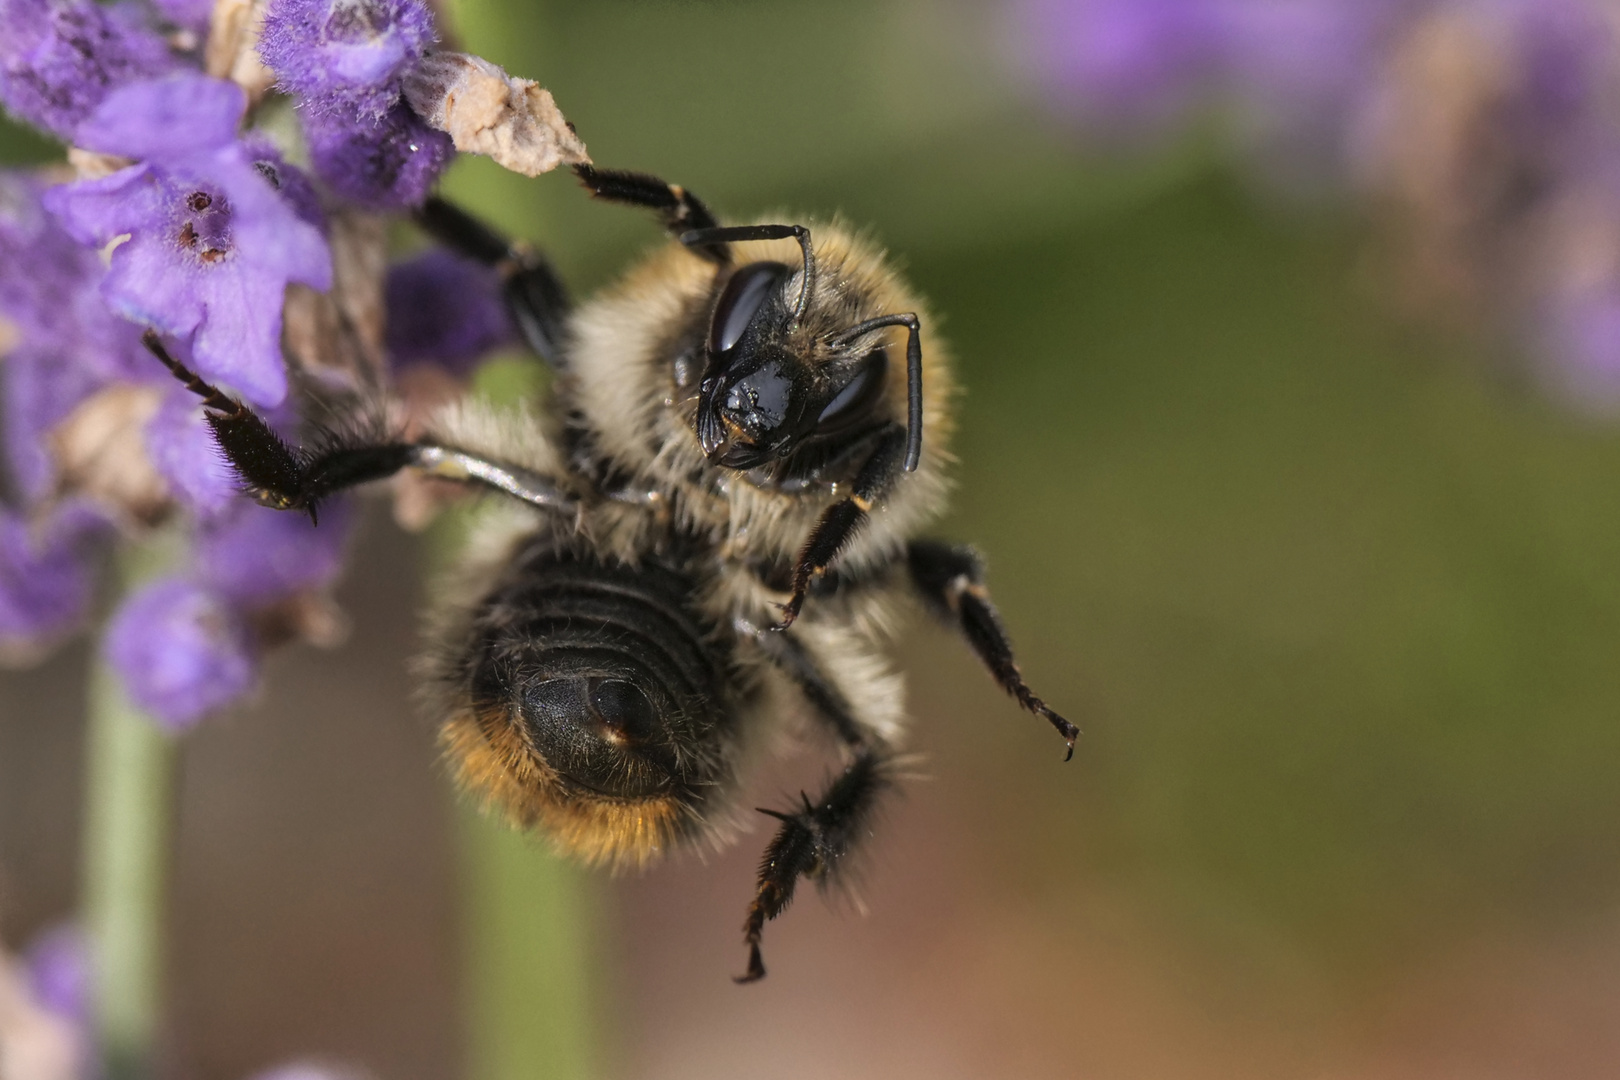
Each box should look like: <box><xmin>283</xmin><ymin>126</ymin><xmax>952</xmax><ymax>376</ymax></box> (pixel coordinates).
<box><xmin>45</xmin><ymin>149</ymin><xmax>332</xmax><ymax>408</ymax></box>
<box><xmin>144</xmin><ymin>385</ymin><xmax>240</xmax><ymax>516</ymax></box>
<box><xmin>304</xmin><ymin>101</ymin><xmax>453</xmax><ymax>209</ymax></box>
<box><xmin>149</xmin><ymin>0</ymin><xmax>212</xmax><ymax>34</ymax></box>
<box><xmin>104</xmin><ymin>576</ymin><xmax>257</xmax><ymax>730</ymax></box>
<box><xmin>0</xmin><ymin>0</ymin><xmax>176</xmax><ymax>139</ymax></box>
<box><xmin>197</xmin><ymin>500</ymin><xmax>353</xmax><ymax>604</ymax></box>
<box><xmin>386</xmin><ymin>248</ymin><xmax>512</xmax><ymax>372</ymax></box>
<box><xmin>0</xmin><ymin>503</ymin><xmax>103</xmax><ymax>652</ymax></box>
<box><xmin>259</xmin><ymin>0</ymin><xmax>438</xmax><ymax>120</ymax></box>
<box><xmin>73</xmin><ymin>73</ymin><xmax>247</xmax><ymax>160</ymax></box>
<box><xmin>2</xmin><ymin>343</ymin><xmax>110</xmax><ymax>499</ymax></box>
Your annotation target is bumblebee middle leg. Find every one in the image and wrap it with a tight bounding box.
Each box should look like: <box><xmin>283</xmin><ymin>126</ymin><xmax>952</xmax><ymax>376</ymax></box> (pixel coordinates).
<box><xmin>907</xmin><ymin>539</ymin><xmax>1078</xmax><ymax>759</ymax></box>
<box><xmin>734</xmin><ymin>619</ymin><xmax>898</xmax><ymax>982</ymax></box>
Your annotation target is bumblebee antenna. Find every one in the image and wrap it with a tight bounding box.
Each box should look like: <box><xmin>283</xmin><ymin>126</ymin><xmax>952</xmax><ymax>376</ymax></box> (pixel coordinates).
<box><xmin>830</xmin><ymin>313</ymin><xmax>924</xmax><ymax>472</ymax></box>
<box><xmin>680</xmin><ymin>223</ymin><xmax>816</xmax><ymax>323</ymax></box>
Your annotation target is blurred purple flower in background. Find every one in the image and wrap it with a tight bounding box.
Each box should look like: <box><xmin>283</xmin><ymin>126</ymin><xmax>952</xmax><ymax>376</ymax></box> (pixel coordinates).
<box><xmin>1015</xmin><ymin>0</ymin><xmax>1620</xmax><ymax>406</ymax></box>
<box><xmin>0</xmin><ymin>0</ymin><xmax>573</xmax><ymax>727</ymax></box>
<box><xmin>385</xmin><ymin>247</ymin><xmax>513</xmax><ymax>373</ymax></box>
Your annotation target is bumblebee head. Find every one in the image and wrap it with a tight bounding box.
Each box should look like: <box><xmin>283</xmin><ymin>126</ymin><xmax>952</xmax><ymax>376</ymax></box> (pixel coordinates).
<box><xmin>686</xmin><ymin>225</ymin><xmax>925</xmax><ymax>474</ymax></box>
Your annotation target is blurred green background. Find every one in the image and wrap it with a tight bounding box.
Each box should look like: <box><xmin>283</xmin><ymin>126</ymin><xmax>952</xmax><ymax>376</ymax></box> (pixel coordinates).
<box><xmin>7</xmin><ymin>1</ymin><xmax>1620</xmax><ymax>1077</ymax></box>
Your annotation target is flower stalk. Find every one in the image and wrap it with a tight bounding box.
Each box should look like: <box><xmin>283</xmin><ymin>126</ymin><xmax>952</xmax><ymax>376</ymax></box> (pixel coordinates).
<box><xmin>80</xmin><ymin>548</ymin><xmax>179</xmax><ymax>1080</ymax></box>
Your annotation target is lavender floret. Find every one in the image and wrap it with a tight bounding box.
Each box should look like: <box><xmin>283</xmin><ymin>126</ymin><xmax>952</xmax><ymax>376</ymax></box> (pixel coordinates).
<box><xmin>144</xmin><ymin>385</ymin><xmax>242</xmax><ymax>517</ymax></box>
<box><xmin>197</xmin><ymin>500</ymin><xmax>353</xmax><ymax>604</ymax></box>
<box><xmin>0</xmin><ymin>0</ymin><xmax>176</xmax><ymax>139</ymax></box>
<box><xmin>0</xmin><ymin>501</ymin><xmax>106</xmax><ymax>656</ymax></box>
<box><xmin>45</xmin><ymin>74</ymin><xmax>333</xmax><ymax>408</ymax></box>
<box><xmin>259</xmin><ymin>0</ymin><xmax>438</xmax><ymax>121</ymax></box>
<box><xmin>386</xmin><ymin>247</ymin><xmax>513</xmax><ymax>371</ymax></box>
<box><xmin>105</xmin><ymin>575</ymin><xmax>257</xmax><ymax>730</ymax></box>
<box><xmin>303</xmin><ymin>99</ymin><xmax>452</xmax><ymax>209</ymax></box>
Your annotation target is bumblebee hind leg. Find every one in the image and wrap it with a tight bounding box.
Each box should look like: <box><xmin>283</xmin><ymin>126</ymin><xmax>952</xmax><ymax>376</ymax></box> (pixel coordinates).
<box><xmin>733</xmin><ymin>620</ymin><xmax>898</xmax><ymax>982</ymax></box>
<box><xmin>142</xmin><ymin>332</ymin><xmax>574</xmax><ymax>520</ymax></box>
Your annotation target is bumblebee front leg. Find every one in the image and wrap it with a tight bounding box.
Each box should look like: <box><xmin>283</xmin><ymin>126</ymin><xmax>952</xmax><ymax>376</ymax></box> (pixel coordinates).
<box><xmin>907</xmin><ymin>540</ymin><xmax>1079</xmax><ymax>760</ymax></box>
<box><xmin>734</xmin><ymin>620</ymin><xmax>896</xmax><ymax>982</ymax></box>
<box><xmin>415</xmin><ymin>196</ymin><xmax>573</xmax><ymax>366</ymax></box>
<box><xmin>777</xmin><ymin>424</ymin><xmax>908</xmax><ymax>628</ymax></box>
<box><xmin>571</xmin><ymin>164</ymin><xmax>729</xmax><ymax>263</ymax></box>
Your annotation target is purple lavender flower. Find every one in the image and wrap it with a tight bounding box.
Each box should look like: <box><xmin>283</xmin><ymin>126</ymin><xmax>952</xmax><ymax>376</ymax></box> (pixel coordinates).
<box><xmin>149</xmin><ymin>0</ymin><xmax>213</xmax><ymax>36</ymax></box>
<box><xmin>143</xmin><ymin>385</ymin><xmax>241</xmax><ymax>517</ymax></box>
<box><xmin>1</xmin><ymin>343</ymin><xmax>107</xmax><ymax>500</ymax></box>
<box><xmin>0</xmin><ymin>0</ymin><xmax>176</xmax><ymax>139</ymax></box>
<box><xmin>386</xmin><ymin>247</ymin><xmax>512</xmax><ymax>371</ymax></box>
<box><xmin>2</xmin><ymin>172</ymin><xmax>151</xmax><ymax>498</ymax></box>
<box><xmin>1019</xmin><ymin>0</ymin><xmax>1227</xmax><ymax>131</ymax></box>
<box><xmin>0</xmin><ymin>501</ymin><xmax>107</xmax><ymax>658</ymax></box>
<box><xmin>259</xmin><ymin>0</ymin><xmax>438</xmax><ymax>121</ymax></box>
<box><xmin>22</xmin><ymin>924</ymin><xmax>89</xmax><ymax>1024</ymax></box>
<box><xmin>44</xmin><ymin>74</ymin><xmax>333</xmax><ymax>409</ymax></box>
<box><xmin>105</xmin><ymin>575</ymin><xmax>257</xmax><ymax>730</ymax></box>
<box><xmin>303</xmin><ymin>99</ymin><xmax>453</xmax><ymax>209</ymax></box>
<box><xmin>196</xmin><ymin>500</ymin><xmax>353</xmax><ymax>605</ymax></box>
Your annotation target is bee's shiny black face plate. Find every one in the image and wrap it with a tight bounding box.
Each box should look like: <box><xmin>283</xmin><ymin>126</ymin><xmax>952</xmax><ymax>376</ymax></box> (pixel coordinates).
<box><xmin>693</xmin><ymin>260</ymin><xmax>890</xmax><ymax>474</ymax></box>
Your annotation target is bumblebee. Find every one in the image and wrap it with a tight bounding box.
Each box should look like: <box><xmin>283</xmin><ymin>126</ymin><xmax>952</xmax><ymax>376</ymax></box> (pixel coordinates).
<box><xmin>144</xmin><ymin>164</ymin><xmax>1076</xmax><ymax>982</ymax></box>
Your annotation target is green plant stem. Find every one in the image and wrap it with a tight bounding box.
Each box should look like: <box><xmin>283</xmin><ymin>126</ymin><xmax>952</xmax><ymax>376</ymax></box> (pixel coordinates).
<box><xmin>458</xmin><ymin>809</ymin><xmax>600</xmax><ymax>1080</ymax></box>
<box><xmin>80</xmin><ymin>647</ymin><xmax>175</xmax><ymax>1080</ymax></box>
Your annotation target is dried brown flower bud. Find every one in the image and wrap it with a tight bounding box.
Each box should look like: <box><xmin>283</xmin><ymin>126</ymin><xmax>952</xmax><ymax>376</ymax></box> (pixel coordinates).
<box><xmin>402</xmin><ymin>52</ymin><xmax>590</xmax><ymax>177</ymax></box>
<box><xmin>49</xmin><ymin>384</ymin><xmax>170</xmax><ymax>525</ymax></box>
<box><xmin>208</xmin><ymin>0</ymin><xmax>277</xmax><ymax>103</ymax></box>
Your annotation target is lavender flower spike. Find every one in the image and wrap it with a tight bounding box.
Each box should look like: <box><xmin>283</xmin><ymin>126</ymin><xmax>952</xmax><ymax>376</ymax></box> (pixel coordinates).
<box><xmin>105</xmin><ymin>576</ymin><xmax>257</xmax><ymax>730</ymax></box>
<box><xmin>45</xmin><ymin>75</ymin><xmax>332</xmax><ymax>408</ymax></box>
<box><xmin>259</xmin><ymin>0</ymin><xmax>438</xmax><ymax>120</ymax></box>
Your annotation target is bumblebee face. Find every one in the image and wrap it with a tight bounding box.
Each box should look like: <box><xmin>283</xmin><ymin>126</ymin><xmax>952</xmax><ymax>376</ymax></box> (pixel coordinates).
<box><xmin>693</xmin><ymin>260</ymin><xmax>889</xmax><ymax>470</ymax></box>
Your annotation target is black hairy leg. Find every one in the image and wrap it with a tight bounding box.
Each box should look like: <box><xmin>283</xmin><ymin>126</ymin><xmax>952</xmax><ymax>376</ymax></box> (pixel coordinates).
<box><xmin>736</xmin><ymin>752</ymin><xmax>892</xmax><ymax>983</ymax></box>
<box><xmin>143</xmin><ymin>331</ymin><xmax>575</xmax><ymax>519</ymax></box>
<box><xmin>572</xmin><ymin>164</ymin><xmax>728</xmax><ymax>262</ymax></box>
<box><xmin>415</xmin><ymin>196</ymin><xmax>573</xmax><ymax>366</ymax></box>
<box><xmin>733</xmin><ymin>618</ymin><xmax>895</xmax><ymax>982</ymax></box>
<box><xmin>907</xmin><ymin>539</ymin><xmax>1078</xmax><ymax>760</ymax></box>
<box><xmin>776</xmin><ymin>424</ymin><xmax>908</xmax><ymax>629</ymax></box>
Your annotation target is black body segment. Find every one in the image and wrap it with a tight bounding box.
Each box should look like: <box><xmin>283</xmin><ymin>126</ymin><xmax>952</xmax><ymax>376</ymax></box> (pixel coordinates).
<box><xmin>464</xmin><ymin>543</ymin><xmax>733</xmax><ymax>804</ymax></box>
<box><xmin>908</xmin><ymin>540</ymin><xmax>1079</xmax><ymax>759</ymax></box>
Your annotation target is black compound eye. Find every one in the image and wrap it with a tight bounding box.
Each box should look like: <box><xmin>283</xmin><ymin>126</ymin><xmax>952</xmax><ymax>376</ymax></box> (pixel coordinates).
<box><xmin>816</xmin><ymin>348</ymin><xmax>888</xmax><ymax>433</ymax></box>
<box><xmin>708</xmin><ymin>261</ymin><xmax>790</xmax><ymax>356</ymax></box>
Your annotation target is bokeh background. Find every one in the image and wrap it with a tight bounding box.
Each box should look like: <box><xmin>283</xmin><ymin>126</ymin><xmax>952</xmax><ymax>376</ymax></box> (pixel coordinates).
<box><xmin>9</xmin><ymin>1</ymin><xmax>1620</xmax><ymax>1077</ymax></box>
